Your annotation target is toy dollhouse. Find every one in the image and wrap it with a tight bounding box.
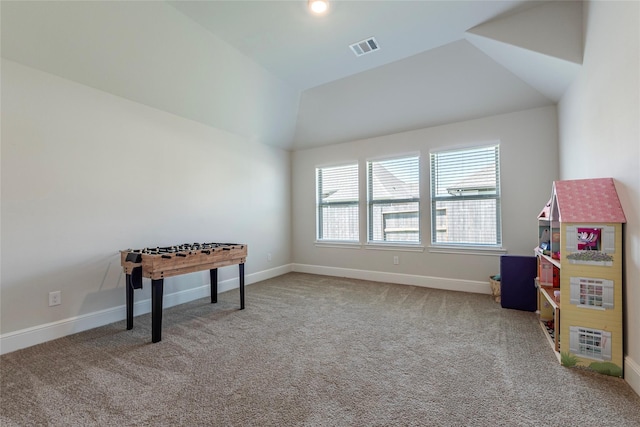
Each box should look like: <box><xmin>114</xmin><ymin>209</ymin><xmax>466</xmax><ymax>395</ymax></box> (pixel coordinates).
<box><xmin>535</xmin><ymin>178</ymin><xmax>626</xmax><ymax>376</ymax></box>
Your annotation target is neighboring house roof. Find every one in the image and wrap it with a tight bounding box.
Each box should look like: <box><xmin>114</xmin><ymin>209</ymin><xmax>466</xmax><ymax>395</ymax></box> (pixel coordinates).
<box><xmin>446</xmin><ymin>165</ymin><xmax>498</xmax><ymax>196</ymax></box>
<box><xmin>553</xmin><ymin>178</ymin><xmax>627</xmax><ymax>223</ymax></box>
<box><xmin>322</xmin><ymin>163</ymin><xmax>418</xmax><ymax>203</ymax></box>
<box><xmin>371</xmin><ymin>164</ymin><xmax>418</xmax><ymax>200</ymax></box>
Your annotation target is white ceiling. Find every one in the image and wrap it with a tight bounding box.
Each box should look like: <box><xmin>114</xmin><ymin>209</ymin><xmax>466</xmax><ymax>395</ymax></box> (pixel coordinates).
<box><xmin>2</xmin><ymin>1</ymin><xmax>582</xmax><ymax>150</ymax></box>
<box><xmin>168</xmin><ymin>0</ymin><xmax>536</xmax><ymax>91</ymax></box>
<box><xmin>167</xmin><ymin>0</ymin><xmax>582</xmax><ymax>149</ymax></box>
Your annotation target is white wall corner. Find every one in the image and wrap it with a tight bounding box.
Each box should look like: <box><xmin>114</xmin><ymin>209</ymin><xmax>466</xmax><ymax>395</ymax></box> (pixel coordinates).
<box><xmin>464</xmin><ymin>0</ymin><xmax>583</xmax><ymax>102</ymax></box>
<box><xmin>466</xmin><ymin>0</ymin><xmax>583</xmax><ymax>65</ymax></box>
<box><xmin>625</xmin><ymin>355</ymin><xmax>640</xmax><ymax>398</ymax></box>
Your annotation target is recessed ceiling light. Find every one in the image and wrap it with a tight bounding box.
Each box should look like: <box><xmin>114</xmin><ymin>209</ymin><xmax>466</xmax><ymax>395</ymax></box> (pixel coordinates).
<box><xmin>309</xmin><ymin>0</ymin><xmax>329</xmax><ymax>15</ymax></box>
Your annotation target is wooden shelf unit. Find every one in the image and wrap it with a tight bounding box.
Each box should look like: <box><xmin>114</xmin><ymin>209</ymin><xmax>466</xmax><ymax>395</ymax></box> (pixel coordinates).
<box><xmin>534</xmin><ymin>178</ymin><xmax>626</xmax><ymax>377</ymax></box>
<box><xmin>536</xmin><ymin>282</ymin><xmax>560</xmax><ymax>355</ymax></box>
<box><xmin>534</xmin><ymin>247</ymin><xmax>560</xmax><ymax>269</ymax></box>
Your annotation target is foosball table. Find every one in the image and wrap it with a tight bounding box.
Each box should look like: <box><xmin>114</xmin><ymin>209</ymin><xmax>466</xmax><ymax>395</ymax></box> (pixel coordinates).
<box><xmin>120</xmin><ymin>242</ymin><xmax>247</xmax><ymax>343</ymax></box>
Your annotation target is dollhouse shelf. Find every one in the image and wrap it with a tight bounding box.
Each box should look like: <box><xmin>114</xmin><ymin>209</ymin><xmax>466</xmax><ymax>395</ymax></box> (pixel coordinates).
<box><xmin>538</xmin><ymin>320</ymin><xmax>561</xmax><ymax>363</ymax></box>
<box><xmin>534</xmin><ymin>247</ymin><xmax>561</xmax><ymax>269</ymax></box>
<box><xmin>536</xmin><ymin>280</ymin><xmax>561</xmax><ymax>358</ymax></box>
<box><xmin>535</xmin><ymin>178</ymin><xmax>626</xmax><ymax>377</ymax></box>
<box><xmin>539</xmin><ymin>286</ymin><xmax>559</xmax><ymax>311</ymax></box>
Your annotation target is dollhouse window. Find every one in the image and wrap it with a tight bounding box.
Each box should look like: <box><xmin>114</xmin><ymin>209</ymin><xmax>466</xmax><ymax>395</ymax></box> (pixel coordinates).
<box><xmin>569</xmin><ymin>327</ymin><xmax>612</xmax><ymax>361</ymax></box>
<box><xmin>569</xmin><ymin>277</ymin><xmax>614</xmax><ymax>309</ymax></box>
<box><xmin>565</xmin><ymin>225</ymin><xmax>615</xmax><ymax>253</ymax></box>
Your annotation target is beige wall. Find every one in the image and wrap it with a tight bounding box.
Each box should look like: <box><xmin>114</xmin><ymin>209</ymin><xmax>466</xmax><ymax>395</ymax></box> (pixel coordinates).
<box><xmin>0</xmin><ymin>1</ymin><xmax>300</xmax><ymax>150</ymax></box>
<box><xmin>292</xmin><ymin>106</ymin><xmax>558</xmax><ymax>289</ymax></box>
<box><xmin>558</xmin><ymin>0</ymin><xmax>640</xmax><ymax>393</ymax></box>
<box><xmin>1</xmin><ymin>60</ymin><xmax>292</xmax><ymax>349</ymax></box>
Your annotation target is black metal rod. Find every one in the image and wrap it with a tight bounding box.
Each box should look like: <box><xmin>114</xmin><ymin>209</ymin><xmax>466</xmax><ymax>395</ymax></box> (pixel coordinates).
<box><xmin>210</xmin><ymin>268</ymin><xmax>218</xmax><ymax>304</ymax></box>
<box><xmin>239</xmin><ymin>263</ymin><xmax>245</xmax><ymax>310</ymax></box>
<box><xmin>126</xmin><ymin>274</ymin><xmax>134</xmax><ymax>330</ymax></box>
<box><xmin>151</xmin><ymin>279</ymin><xmax>164</xmax><ymax>343</ymax></box>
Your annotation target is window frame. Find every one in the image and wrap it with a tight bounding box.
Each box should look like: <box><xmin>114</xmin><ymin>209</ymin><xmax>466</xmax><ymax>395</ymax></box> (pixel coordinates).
<box><xmin>366</xmin><ymin>154</ymin><xmax>421</xmax><ymax>245</ymax></box>
<box><xmin>429</xmin><ymin>144</ymin><xmax>503</xmax><ymax>250</ymax></box>
<box><xmin>315</xmin><ymin>163</ymin><xmax>360</xmax><ymax>243</ymax></box>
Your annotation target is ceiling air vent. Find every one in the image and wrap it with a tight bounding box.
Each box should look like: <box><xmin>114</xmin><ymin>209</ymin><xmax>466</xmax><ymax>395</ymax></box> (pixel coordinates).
<box><xmin>349</xmin><ymin>37</ymin><xmax>380</xmax><ymax>57</ymax></box>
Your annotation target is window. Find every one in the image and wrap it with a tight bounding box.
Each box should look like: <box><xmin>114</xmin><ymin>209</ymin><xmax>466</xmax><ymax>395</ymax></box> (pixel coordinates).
<box><xmin>570</xmin><ymin>277</ymin><xmax>614</xmax><ymax>309</ymax></box>
<box><xmin>565</xmin><ymin>225</ymin><xmax>616</xmax><ymax>266</ymax></box>
<box><xmin>316</xmin><ymin>164</ymin><xmax>359</xmax><ymax>241</ymax></box>
<box><xmin>569</xmin><ymin>327</ymin><xmax>612</xmax><ymax>361</ymax></box>
<box><xmin>429</xmin><ymin>145</ymin><xmax>501</xmax><ymax>247</ymax></box>
<box><xmin>367</xmin><ymin>156</ymin><xmax>419</xmax><ymax>243</ymax></box>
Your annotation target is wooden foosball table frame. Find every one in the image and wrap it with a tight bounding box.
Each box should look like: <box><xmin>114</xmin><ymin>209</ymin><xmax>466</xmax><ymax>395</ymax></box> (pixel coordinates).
<box><xmin>120</xmin><ymin>243</ymin><xmax>247</xmax><ymax>343</ymax></box>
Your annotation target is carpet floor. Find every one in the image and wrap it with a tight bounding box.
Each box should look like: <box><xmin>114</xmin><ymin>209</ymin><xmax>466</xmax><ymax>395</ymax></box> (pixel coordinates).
<box><xmin>1</xmin><ymin>272</ymin><xmax>639</xmax><ymax>426</ymax></box>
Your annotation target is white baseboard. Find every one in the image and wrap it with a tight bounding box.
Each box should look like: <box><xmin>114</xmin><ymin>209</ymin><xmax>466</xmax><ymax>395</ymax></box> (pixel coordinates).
<box><xmin>291</xmin><ymin>263</ymin><xmax>491</xmax><ymax>295</ymax></box>
<box><xmin>0</xmin><ymin>264</ymin><xmax>292</xmax><ymax>355</ymax></box>
<box><xmin>625</xmin><ymin>356</ymin><xmax>640</xmax><ymax>397</ymax></box>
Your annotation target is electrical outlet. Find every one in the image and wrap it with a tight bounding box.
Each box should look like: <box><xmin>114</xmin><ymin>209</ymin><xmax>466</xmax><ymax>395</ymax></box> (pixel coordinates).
<box><xmin>393</xmin><ymin>256</ymin><xmax>399</xmax><ymax>265</ymax></box>
<box><xmin>49</xmin><ymin>291</ymin><xmax>61</xmax><ymax>307</ymax></box>
<box><xmin>267</xmin><ymin>252</ymin><xmax>272</xmax><ymax>262</ymax></box>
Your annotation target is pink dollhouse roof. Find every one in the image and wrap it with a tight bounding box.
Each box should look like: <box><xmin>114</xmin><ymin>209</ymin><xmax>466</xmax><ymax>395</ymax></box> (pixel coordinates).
<box><xmin>553</xmin><ymin>178</ymin><xmax>627</xmax><ymax>223</ymax></box>
<box><xmin>538</xmin><ymin>198</ymin><xmax>552</xmax><ymax>219</ymax></box>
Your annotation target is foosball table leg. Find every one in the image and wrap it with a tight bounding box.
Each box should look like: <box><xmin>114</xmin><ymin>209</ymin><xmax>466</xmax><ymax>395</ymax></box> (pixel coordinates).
<box><xmin>126</xmin><ymin>275</ymin><xmax>134</xmax><ymax>330</ymax></box>
<box><xmin>210</xmin><ymin>268</ymin><xmax>218</xmax><ymax>304</ymax></box>
<box><xmin>239</xmin><ymin>263</ymin><xmax>245</xmax><ymax>310</ymax></box>
<box><xmin>151</xmin><ymin>279</ymin><xmax>164</xmax><ymax>343</ymax></box>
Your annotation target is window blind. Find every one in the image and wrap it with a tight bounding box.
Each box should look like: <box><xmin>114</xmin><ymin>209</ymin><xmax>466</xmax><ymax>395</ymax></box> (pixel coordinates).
<box><xmin>316</xmin><ymin>164</ymin><xmax>359</xmax><ymax>241</ymax></box>
<box><xmin>430</xmin><ymin>145</ymin><xmax>501</xmax><ymax>246</ymax></box>
<box><xmin>367</xmin><ymin>156</ymin><xmax>419</xmax><ymax>243</ymax></box>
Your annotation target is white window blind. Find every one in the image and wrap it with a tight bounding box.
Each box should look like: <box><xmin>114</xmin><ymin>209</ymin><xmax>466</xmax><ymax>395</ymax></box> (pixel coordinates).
<box><xmin>367</xmin><ymin>156</ymin><xmax>419</xmax><ymax>243</ymax></box>
<box><xmin>430</xmin><ymin>145</ymin><xmax>501</xmax><ymax>246</ymax></box>
<box><xmin>316</xmin><ymin>164</ymin><xmax>359</xmax><ymax>241</ymax></box>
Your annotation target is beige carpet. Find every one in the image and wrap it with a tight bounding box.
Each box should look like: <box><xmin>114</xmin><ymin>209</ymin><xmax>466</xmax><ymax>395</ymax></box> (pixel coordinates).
<box><xmin>1</xmin><ymin>272</ymin><xmax>639</xmax><ymax>426</ymax></box>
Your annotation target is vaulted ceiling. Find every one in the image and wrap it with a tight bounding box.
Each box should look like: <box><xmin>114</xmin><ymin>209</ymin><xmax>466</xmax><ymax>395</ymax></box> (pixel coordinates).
<box><xmin>1</xmin><ymin>1</ymin><xmax>583</xmax><ymax>150</ymax></box>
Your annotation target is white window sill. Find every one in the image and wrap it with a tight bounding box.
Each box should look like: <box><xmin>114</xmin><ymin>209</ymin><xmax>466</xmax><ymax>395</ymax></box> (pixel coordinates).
<box><xmin>314</xmin><ymin>241</ymin><xmax>426</xmax><ymax>252</ymax></box>
<box><xmin>315</xmin><ymin>241</ymin><xmax>362</xmax><ymax>249</ymax></box>
<box><xmin>428</xmin><ymin>245</ymin><xmax>507</xmax><ymax>256</ymax></box>
<box><xmin>365</xmin><ymin>243</ymin><xmax>425</xmax><ymax>252</ymax></box>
